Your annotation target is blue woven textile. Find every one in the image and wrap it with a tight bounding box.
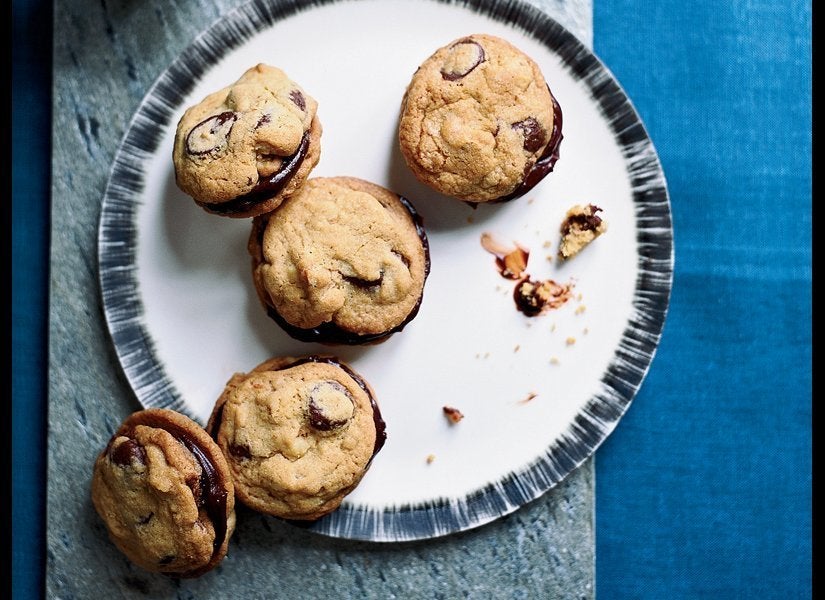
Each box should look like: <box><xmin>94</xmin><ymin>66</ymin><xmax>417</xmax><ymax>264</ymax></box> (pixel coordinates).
<box><xmin>593</xmin><ymin>1</ymin><xmax>811</xmax><ymax>597</ymax></box>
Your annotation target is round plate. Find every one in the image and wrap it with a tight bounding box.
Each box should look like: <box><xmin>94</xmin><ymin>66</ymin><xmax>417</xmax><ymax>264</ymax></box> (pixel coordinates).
<box><xmin>98</xmin><ymin>0</ymin><xmax>673</xmax><ymax>541</ymax></box>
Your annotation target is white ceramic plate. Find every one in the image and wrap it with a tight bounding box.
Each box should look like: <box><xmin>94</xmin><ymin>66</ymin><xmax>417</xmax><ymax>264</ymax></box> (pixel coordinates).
<box><xmin>99</xmin><ymin>0</ymin><xmax>673</xmax><ymax>541</ymax></box>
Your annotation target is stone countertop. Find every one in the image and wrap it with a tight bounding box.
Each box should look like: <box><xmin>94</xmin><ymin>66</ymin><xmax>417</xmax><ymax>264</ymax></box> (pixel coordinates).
<box><xmin>47</xmin><ymin>1</ymin><xmax>594</xmax><ymax>597</ymax></box>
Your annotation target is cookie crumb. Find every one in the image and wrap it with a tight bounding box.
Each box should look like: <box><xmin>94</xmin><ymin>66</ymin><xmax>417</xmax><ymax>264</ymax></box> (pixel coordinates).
<box><xmin>550</xmin><ymin>356</ymin><xmax>560</xmax><ymax>365</ymax></box>
<box><xmin>467</xmin><ymin>215</ymin><xmax>475</xmax><ymax>224</ymax></box>
<box><xmin>426</xmin><ymin>454</ymin><xmax>436</xmax><ymax>464</ymax></box>
<box><xmin>557</xmin><ymin>204</ymin><xmax>608</xmax><ymax>261</ymax></box>
<box><xmin>566</xmin><ymin>336</ymin><xmax>576</xmax><ymax>346</ymax></box>
<box><xmin>575</xmin><ymin>305</ymin><xmax>586</xmax><ymax>315</ymax></box>
<box><xmin>518</xmin><ymin>392</ymin><xmax>538</xmax><ymax>405</ymax></box>
<box><xmin>443</xmin><ymin>406</ymin><xmax>464</xmax><ymax>424</ymax></box>
<box><xmin>583</xmin><ymin>327</ymin><xmax>589</xmax><ymax>335</ymax></box>
<box><xmin>514</xmin><ymin>344</ymin><xmax>520</xmax><ymax>353</ymax></box>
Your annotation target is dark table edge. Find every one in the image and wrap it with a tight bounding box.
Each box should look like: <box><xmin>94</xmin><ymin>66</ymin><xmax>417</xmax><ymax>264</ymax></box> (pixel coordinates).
<box><xmin>12</xmin><ymin>0</ymin><xmax>51</xmax><ymax>598</ymax></box>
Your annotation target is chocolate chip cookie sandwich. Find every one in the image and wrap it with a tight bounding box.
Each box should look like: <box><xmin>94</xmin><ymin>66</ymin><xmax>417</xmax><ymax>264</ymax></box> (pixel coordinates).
<box><xmin>249</xmin><ymin>176</ymin><xmax>430</xmax><ymax>344</ymax></box>
<box><xmin>398</xmin><ymin>33</ymin><xmax>563</xmax><ymax>203</ymax></box>
<box><xmin>207</xmin><ymin>355</ymin><xmax>386</xmax><ymax>521</ymax></box>
<box><xmin>91</xmin><ymin>409</ymin><xmax>235</xmax><ymax>578</ymax></box>
<box><xmin>173</xmin><ymin>63</ymin><xmax>322</xmax><ymax>218</ymax></box>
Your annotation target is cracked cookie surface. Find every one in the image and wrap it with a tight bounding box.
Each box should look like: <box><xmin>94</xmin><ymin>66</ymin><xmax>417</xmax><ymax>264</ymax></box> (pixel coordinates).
<box><xmin>173</xmin><ymin>63</ymin><xmax>321</xmax><ymax>218</ymax></box>
<box><xmin>91</xmin><ymin>409</ymin><xmax>236</xmax><ymax>578</ymax></box>
<box><xmin>398</xmin><ymin>34</ymin><xmax>562</xmax><ymax>203</ymax></box>
<box><xmin>249</xmin><ymin>176</ymin><xmax>430</xmax><ymax>344</ymax></box>
<box><xmin>206</xmin><ymin>356</ymin><xmax>386</xmax><ymax>521</ymax></box>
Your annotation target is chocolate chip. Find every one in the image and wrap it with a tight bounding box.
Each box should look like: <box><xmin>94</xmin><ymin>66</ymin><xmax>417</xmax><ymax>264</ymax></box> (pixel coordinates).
<box><xmin>289</xmin><ymin>89</ymin><xmax>306</xmax><ymax>111</ymax></box>
<box><xmin>109</xmin><ymin>438</ymin><xmax>146</xmax><ymax>468</ymax></box>
<box><xmin>185</xmin><ymin>111</ymin><xmax>237</xmax><ymax>155</ymax></box>
<box><xmin>512</xmin><ymin>117</ymin><xmax>547</xmax><ymax>152</ymax></box>
<box><xmin>440</xmin><ymin>39</ymin><xmax>485</xmax><ymax>81</ymax></box>
<box><xmin>561</xmin><ymin>205</ymin><xmax>603</xmax><ymax>234</ymax></box>
<box><xmin>255</xmin><ymin>112</ymin><xmax>271</xmax><ymax>129</ymax></box>
<box><xmin>229</xmin><ymin>443</ymin><xmax>251</xmax><ymax>460</ymax></box>
<box><xmin>342</xmin><ymin>272</ymin><xmax>383</xmax><ymax>290</ymax></box>
<box><xmin>392</xmin><ymin>250</ymin><xmax>411</xmax><ymax>268</ymax></box>
<box><xmin>307</xmin><ymin>381</ymin><xmax>354</xmax><ymax>431</ymax></box>
<box><xmin>137</xmin><ymin>512</ymin><xmax>154</xmax><ymax>525</ymax></box>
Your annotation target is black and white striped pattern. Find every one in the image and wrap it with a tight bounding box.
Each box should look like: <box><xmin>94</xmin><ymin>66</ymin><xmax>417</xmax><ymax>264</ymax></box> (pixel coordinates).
<box><xmin>98</xmin><ymin>0</ymin><xmax>673</xmax><ymax>542</ymax></box>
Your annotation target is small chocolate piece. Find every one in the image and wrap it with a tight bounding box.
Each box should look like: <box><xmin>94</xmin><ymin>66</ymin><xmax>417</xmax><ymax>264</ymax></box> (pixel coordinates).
<box><xmin>109</xmin><ymin>438</ymin><xmax>146</xmax><ymax>468</ymax></box>
<box><xmin>307</xmin><ymin>381</ymin><xmax>354</xmax><ymax>431</ymax></box>
<box><xmin>289</xmin><ymin>89</ymin><xmax>306</xmax><ymax>111</ymax></box>
<box><xmin>440</xmin><ymin>38</ymin><xmax>485</xmax><ymax>80</ymax></box>
<box><xmin>229</xmin><ymin>444</ymin><xmax>251</xmax><ymax>460</ymax></box>
<box><xmin>137</xmin><ymin>512</ymin><xmax>154</xmax><ymax>525</ymax></box>
<box><xmin>255</xmin><ymin>113</ymin><xmax>271</xmax><ymax>129</ymax></box>
<box><xmin>342</xmin><ymin>273</ymin><xmax>384</xmax><ymax>291</ymax></box>
<box><xmin>561</xmin><ymin>204</ymin><xmax>604</xmax><ymax>234</ymax></box>
<box><xmin>511</xmin><ymin>117</ymin><xmax>547</xmax><ymax>153</ymax></box>
<box><xmin>185</xmin><ymin>111</ymin><xmax>237</xmax><ymax>155</ymax></box>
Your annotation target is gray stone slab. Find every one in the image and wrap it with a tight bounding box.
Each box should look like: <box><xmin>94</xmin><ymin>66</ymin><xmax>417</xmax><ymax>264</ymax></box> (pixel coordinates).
<box><xmin>47</xmin><ymin>1</ymin><xmax>595</xmax><ymax>598</ymax></box>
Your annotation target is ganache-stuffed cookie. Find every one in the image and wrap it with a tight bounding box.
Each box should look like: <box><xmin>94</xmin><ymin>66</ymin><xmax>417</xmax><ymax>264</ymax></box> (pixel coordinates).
<box><xmin>248</xmin><ymin>176</ymin><xmax>430</xmax><ymax>344</ymax></box>
<box><xmin>173</xmin><ymin>63</ymin><xmax>322</xmax><ymax>218</ymax></box>
<box><xmin>91</xmin><ymin>409</ymin><xmax>236</xmax><ymax>578</ymax></box>
<box><xmin>398</xmin><ymin>33</ymin><xmax>563</xmax><ymax>203</ymax></box>
<box><xmin>206</xmin><ymin>355</ymin><xmax>387</xmax><ymax>521</ymax></box>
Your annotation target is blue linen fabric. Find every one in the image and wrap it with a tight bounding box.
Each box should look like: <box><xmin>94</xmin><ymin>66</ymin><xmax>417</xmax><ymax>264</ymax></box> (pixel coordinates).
<box><xmin>593</xmin><ymin>1</ymin><xmax>811</xmax><ymax>598</ymax></box>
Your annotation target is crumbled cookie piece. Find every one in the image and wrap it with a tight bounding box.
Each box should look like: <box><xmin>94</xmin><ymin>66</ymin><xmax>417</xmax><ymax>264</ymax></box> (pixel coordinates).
<box><xmin>443</xmin><ymin>406</ymin><xmax>464</xmax><ymax>424</ymax></box>
<box><xmin>558</xmin><ymin>204</ymin><xmax>607</xmax><ymax>260</ymax></box>
<box><xmin>514</xmin><ymin>277</ymin><xmax>575</xmax><ymax>316</ymax></box>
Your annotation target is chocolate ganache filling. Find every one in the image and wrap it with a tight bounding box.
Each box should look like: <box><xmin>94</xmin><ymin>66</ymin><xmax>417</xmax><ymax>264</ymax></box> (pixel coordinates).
<box><xmin>495</xmin><ymin>87</ymin><xmax>564</xmax><ymax>203</ymax></box>
<box><xmin>256</xmin><ymin>195</ymin><xmax>431</xmax><ymax>345</ymax></box>
<box><xmin>197</xmin><ymin>130</ymin><xmax>310</xmax><ymax>215</ymax></box>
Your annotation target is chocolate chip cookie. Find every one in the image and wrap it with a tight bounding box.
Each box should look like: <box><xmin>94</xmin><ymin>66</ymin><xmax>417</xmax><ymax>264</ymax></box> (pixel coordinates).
<box><xmin>398</xmin><ymin>34</ymin><xmax>563</xmax><ymax>203</ymax></box>
<box><xmin>91</xmin><ymin>409</ymin><xmax>236</xmax><ymax>578</ymax></box>
<box><xmin>206</xmin><ymin>355</ymin><xmax>386</xmax><ymax>521</ymax></box>
<box><xmin>173</xmin><ymin>63</ymin><xmax>322</xmax><ymax>218</ymax></box>
<box><xmin>249</xmin><ymin>176</ymin><xmax>430</xmax><ymax>344</ymax></box>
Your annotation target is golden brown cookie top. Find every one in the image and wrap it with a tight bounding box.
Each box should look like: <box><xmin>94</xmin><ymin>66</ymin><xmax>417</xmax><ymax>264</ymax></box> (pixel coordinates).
<box><xmin>173</xmin><ymin>63</ymin><xmax>322</xmax><ymax>218</ymax></box>
<box><xmin>250</xmin><ymin>177</ymin><xmax>430</xmax><ymax>344</ymax></box>
<box><xmin>398</xmin><ymin>34</ymin><xmax>562</xmax><ymax>203</ymax></box>
<box><xmin>206</xmin><ymin>356</ymin><xmax>385</xmax><ymax>521</ymax></box>
<box><xmin>90</xmin><ymin>409</ymin><xmax>235</xmax><ymax>578</ymax></box>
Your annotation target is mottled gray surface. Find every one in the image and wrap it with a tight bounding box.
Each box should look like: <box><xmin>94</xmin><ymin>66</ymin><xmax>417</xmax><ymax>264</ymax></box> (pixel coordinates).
<box><xmin>47</xmin><ymin>0</ymin><xmax>594</xmax><ymax>598</ymax></box>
